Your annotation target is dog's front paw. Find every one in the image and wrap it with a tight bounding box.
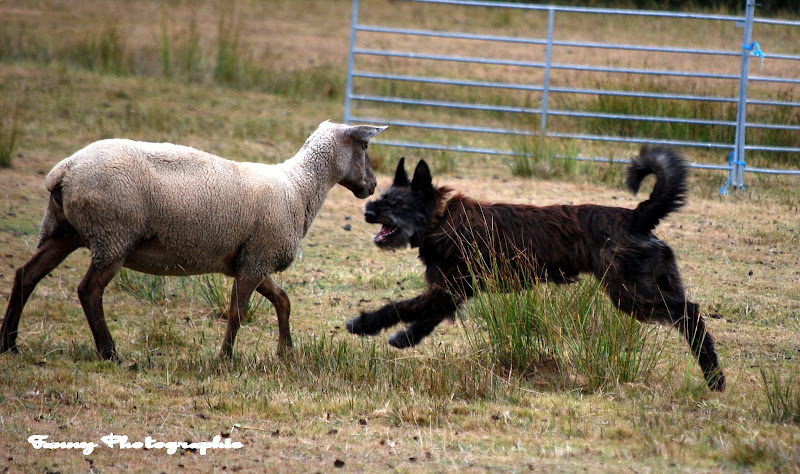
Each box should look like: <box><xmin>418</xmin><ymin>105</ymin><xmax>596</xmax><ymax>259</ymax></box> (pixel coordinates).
<box><xmin>346</xmin><ymin>313</ymin><xmax>381</xmax><ymax>336</ymax></box>
<box><xmin>707</xmin><ymin>370</ymin><xmax>726</xmax><ymax>392</ymax></box>
<box><xmin>388</xmin><ymin>330</ymin><xmax>415</xmax><ymax>349</ymax></box>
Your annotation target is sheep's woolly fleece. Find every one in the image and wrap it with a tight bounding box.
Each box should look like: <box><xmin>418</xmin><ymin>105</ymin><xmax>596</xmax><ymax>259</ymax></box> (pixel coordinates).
<box><xmin>42</xmin><ymin>122</ymin><xmax>371</xmax><ymax>280</ymax></box>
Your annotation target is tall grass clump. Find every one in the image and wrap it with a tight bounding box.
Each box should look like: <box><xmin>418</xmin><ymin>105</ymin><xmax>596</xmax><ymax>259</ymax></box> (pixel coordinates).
<box><xmin>180</xmin><ymin>18</ymin><xmax>204</xmax><ymax>82</ymax></box>
<box><xmin>70</xmin><ymin>23</ymin><xmax>130</xmax><ymax>75</ymax></box>
<box><xmin>116</xmin><ymin>270</ymin><xmax>268</xmax><ymax>321</ymax></box>
<box><xmin>116</xmin><ymin>269</ymin><xmax>169</xmax><ymax>303</ymax></box>
<box><xmin>0</xmin><ymin>102</ymin><xmax>20</xmax><ymax>169</ymax></box>
<box><xmin>463</xmin><ymin>252</ymin><xmax>665</xmax><ymax>392</ymax></box>
<box><xmin>548</xmin><ymin>276</ymin><xmax>665</xmax><ymax>391</ymax></box>
<box><xmin>507</xmin><ymin>134</ymin><xmax>580</xmax><ymax>179</ymax></box>
<box><xmin>0</xmin><ymin>22</ymin><xmax>52</xmax><ymax>62</ymax></box>
<box><xmin>214</xmin><ymin>12</ymin><xmax>250</xmax><ymax>86</ymax></box>
<box><xmin>156</xmin><ymin>14</ymin><xmax>204</xmax><ymax>82</ymax></box>
<box><xmin>160</xmin><ymin>13</ymin><xmax>172</xmax><ymax>78</ymax></box>
<box><xmin>190</xmin><ymin>274</ymin><xmax>266</xmax><ymax>321</ymax></box>
<box><xmin>759</xmin><ymin>361</ymin><xmax>800</xmax><ymax>424</ymax></box>
<box><xmin>464</xmin><ymin>259</ymin><xmax>555</xmax><ymax>375</ymax></box>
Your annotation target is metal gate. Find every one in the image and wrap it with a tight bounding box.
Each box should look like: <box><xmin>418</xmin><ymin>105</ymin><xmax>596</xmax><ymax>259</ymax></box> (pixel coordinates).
<box><xmin>344</xmin><ymin>0</ymin><xmax>800</xmax><ymax>191</ymax></box>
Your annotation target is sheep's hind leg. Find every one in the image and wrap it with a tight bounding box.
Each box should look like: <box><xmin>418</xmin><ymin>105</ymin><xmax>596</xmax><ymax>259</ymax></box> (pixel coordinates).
<box><xmin>77</xmin><ymin>261</ymin><xmax>124</xmax><ymax>361</ymax></box>
<box><xmin>1</xmin><ymin>235</ymin><xmax>82</xmax><ymax>354</ymax></box>
<box><xmin>257</xmin><ymin>276</ymin><xmax>292</xmax><ymax>356</ymax></box>
<box><xmin>219</xmin><ymin>278</ymin><xmax>259</xmax><ymax>359</ymax></box>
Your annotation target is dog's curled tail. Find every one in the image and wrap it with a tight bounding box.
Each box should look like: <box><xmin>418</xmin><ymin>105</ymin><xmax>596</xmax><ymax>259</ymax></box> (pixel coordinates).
<box><xmin>626</xmin><ymin>145</ymin><xmax>688</xmax><ymax>235</ymax></box>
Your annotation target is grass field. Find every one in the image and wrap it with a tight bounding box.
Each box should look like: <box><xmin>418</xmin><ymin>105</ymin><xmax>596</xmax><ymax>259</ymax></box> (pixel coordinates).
<box><xmin>1</xmin><ymin>0</ymin><xmax>799</xmax><ymax>472</ymax></box>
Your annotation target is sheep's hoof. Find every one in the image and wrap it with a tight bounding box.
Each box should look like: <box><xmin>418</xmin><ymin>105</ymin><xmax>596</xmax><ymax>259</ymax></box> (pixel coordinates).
<box><xmin>99</xmin><ymin>350</ymin><xmax>120</xmax><ymax>363</ymax></box>
<box><xmin>276</xmin><ymin>343</ymin><xmax>293</xmax><ymax>358</ymax></box>
<box><xmin>217</xmin><ymin>348</ymin><xmax>234</xmax><ymax>360</ymax></box>
<box><xmin>0</xmin><ymin>344</ymin><xmax>19</xmax><ymax>355</ymax></box>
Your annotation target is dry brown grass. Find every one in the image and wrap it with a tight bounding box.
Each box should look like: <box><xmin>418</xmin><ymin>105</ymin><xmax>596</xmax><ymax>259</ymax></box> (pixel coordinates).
<box><xmin>1</xmin><ymin>0</ymin><xmax>799</xmax><ymax>472</ymax></box>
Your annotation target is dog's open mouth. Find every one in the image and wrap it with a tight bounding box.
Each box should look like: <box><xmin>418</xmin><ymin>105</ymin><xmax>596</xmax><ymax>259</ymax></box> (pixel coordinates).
<box><xmin>374</xmin><ymin>224</ymin><xmax>398</xmax><ymax>244</ymax></box>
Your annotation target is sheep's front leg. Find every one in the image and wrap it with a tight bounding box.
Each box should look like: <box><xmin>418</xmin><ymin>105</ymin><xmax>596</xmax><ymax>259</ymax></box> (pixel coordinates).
<box><xmin>77</xmin><ymin>261</ymin><xmax>123</xmax><ymax>361</ymax></box>
<box><xmin>219</xmin><ymin>278</ymin><xmax>259</xmax><ymax>358</ymax></box>
<box><xmin>257</xmin><ymin>276</ymin><xmax>292</xmax><ymax>356</ymax></box>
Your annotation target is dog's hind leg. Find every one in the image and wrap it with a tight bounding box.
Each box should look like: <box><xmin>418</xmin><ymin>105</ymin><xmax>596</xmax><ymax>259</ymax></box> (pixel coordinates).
<box><xmin>601</xmin><ymin>243</ymin><xmax>725</xmax><ymax>390</ymax></box>
<box><xmin>669</xmin><ymin>300</ymin><xmax>725</xmax><ymax>391</ymax></box>
<box><xmin>347</xmin><ymin>286</ymin><xmax>461</xmax><ymax>347</ymax></box>
<box><xmin>651</xmin><ymin>250</ymin><xmax>726</xmax><ymax>391</ymax></box>
<box><xmin>603</xmin><ymin>280</ymin><xmax>725</xmax><ymax>391</ymax></box>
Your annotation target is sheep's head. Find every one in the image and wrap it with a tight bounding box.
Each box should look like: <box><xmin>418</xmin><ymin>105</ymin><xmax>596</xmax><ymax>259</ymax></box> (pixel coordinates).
<box><xmin>332</xmin><ymin>122</ymin><xmax>387</xmax><ymax>199</ymax></box>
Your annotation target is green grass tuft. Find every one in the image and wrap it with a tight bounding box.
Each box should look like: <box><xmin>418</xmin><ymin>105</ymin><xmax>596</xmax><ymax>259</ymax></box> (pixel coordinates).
<box><xmin>116</xmin><ymin>269</ymin><xmax>170</xmax><ymax>304</ymax></box>
<box><xmin>0</xmin><ymin>101</ymin><xmax>20</xmax><ymax>168</ymax></box>
<box><xmin>160</xmin><ymin>12</ymin><xmax>172</xmax><ymax>78</ymax></box>
<box><xmin>463</xmin><ymin>253</ymin><xmax>666</xmax><ymax>392</ymax></box>
<box><xmin>189</xmin><ymin>273</ymin><xmax>266</xmax><ymax>322</ymax></box>
<box><xmin>506</xmin><ymin>134</ymin><xmax>581</xmax><ymax>180</ymax></box>
<box><xmin>69</xmin><ymin>23</ymin><xmax>130</xmax><ymax>75</ymax></box>
<box><xmin>759</xmin><ymin>361</ymin><xmax>800</xmax><ymax>424</ymax></box>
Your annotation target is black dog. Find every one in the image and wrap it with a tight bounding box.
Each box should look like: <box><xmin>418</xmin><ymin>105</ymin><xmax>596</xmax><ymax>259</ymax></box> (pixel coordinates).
<box><xmin>347</xmin><ymin>146</ymin><xmax>725</xmax><ymax>391</ymax></box>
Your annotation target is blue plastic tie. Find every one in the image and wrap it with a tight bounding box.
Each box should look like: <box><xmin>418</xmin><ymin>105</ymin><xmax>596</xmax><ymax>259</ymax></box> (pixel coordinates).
<box><xmin>721</xmin><ymin>150</ymin><xmax>747</xmax><ymax>195</ymax></box>
<box><xmin>743</xmin><ymin>41</ymin><xmax>765</xmax><ymax>70</ymax></box>
<box><xmin>720</xmin><ymin>151</ymin><xmax>734</xmax><ymax>195</ymax></box>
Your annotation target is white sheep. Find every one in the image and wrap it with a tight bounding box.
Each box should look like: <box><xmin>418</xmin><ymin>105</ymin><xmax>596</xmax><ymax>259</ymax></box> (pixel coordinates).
<box><xmin>0</xmin><ymin>120</ymin><xmax>387</xmax><ymax>360</ymax></box>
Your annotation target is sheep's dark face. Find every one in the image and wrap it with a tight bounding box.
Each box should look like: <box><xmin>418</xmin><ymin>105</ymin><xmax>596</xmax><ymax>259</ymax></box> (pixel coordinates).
<box><xmin>364</xmin><ymin>158</ymin><xmax>438</xmax><ymax>250</ymax></box>
<box><xmin>337</xmin><ymin>124</ymin><xmax>386</xmax><ymax>199</ymax></box>
<box><xmin>339</xmin><ymin>140</ymin><xmax>376</xmax><ymax>199</ymax></box>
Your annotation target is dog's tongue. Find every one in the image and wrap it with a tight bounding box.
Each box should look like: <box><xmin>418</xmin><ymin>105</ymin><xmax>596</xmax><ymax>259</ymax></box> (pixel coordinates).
<box><xmin>374</xmin><ymin>225</ymin><xmax>394</xmax><ymax>243</ymax></box>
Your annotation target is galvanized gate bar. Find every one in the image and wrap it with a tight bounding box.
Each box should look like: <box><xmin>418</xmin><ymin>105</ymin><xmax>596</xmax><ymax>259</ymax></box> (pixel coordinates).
<box><xmin>355</xmin><ymin>48</ymin><xmax>800</xmax><ymax>85</ymax></box>
<box><xmin>352</xmin><ymin>71</ymin><xmax>800</xmax><ymax>108</ymax></box>
<box><xmin>351</xmin><ymin>95</ymin><xmax>800</xmax><ymax>137</ymax></box>
<box><xmin>732</xmin><ymin>0</ymin><xmax>756</xmax><ymax>188</ymax></box>
<box><xmin>357</xmin><ymin>24</ymin><xmax>800</xmax><ymax>62</ymax></box>
<box><xmin>405</xmin><ymin>0</ymin><xmax>792</xmax><ymax>23</ymax></box>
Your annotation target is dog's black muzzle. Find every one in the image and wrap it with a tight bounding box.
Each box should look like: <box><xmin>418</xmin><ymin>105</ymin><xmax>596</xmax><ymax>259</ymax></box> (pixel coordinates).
<box><xmin>364</xmin><ymin>205</ymin><xmax>379</xmax><ymax>224</ymax></box>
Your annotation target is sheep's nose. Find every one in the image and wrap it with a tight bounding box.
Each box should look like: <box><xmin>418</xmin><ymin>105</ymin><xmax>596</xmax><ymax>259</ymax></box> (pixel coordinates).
<box><xmin>364</xmin><ymin>209</ymin><xmax>377</xmax><ymax>223</ymax></box>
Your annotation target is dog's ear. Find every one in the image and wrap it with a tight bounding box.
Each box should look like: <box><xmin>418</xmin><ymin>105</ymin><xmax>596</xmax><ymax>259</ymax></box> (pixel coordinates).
<box><xmin>393</xmin><ymin>157</ymin><xmax>410</xmax><ymax>186</ymax></box>
<box><xmin>411</xmin><ymin>160</ymin><xmax>433</xmax><ymax>191</ymax></box>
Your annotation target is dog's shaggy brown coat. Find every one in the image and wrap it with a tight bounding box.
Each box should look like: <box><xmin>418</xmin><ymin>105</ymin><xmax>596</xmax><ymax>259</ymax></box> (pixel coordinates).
<box><xmin>347</xmin><ymin>146</ymin><xmax>725</xmax><ymax>391</ymax></box>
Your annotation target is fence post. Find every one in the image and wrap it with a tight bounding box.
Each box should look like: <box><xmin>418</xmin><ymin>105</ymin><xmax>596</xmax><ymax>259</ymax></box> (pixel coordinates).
<box><xmin>344</xmin><ymin>0</ymin><xmax>360</xmax><ymax>124</ymax></box>
<box><xmin>540</xmin><ymin>8</ymin><xmax>555</xmax><ymax>134</ymax></box>
<box><xmin>732</xmin><ymin>0</ymin><xmax>757</xmax><ymax>189</ymax></box>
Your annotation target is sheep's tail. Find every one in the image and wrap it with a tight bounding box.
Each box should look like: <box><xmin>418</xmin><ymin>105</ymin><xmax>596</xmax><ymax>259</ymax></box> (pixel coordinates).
<box><xmin>626</xmin><ymin>145</ymin><xmax>689</xmax><ymax>235</ymax></box>
<box><xmin>44</xmin><ymin>158</ymin><xmax>71</xmax><ymax>194</ymax></box>
<box><xmin>38</xmin><ymin>159</ymin><xmax>72</xmax><ymax>246</ymax></box>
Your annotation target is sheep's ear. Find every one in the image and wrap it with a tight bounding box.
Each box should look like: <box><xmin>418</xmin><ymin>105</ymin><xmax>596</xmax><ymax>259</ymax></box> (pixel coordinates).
<box><xmin>393</xmin><ymin>157</ymin><xmax>409</xmax><ymax>187</ymax></box>
<box><xmin>345</xmin><ymin>124</ymin><xmax>388</xmax><ymax>143</ymax></box>
<box><xmin>411</xmin><ymin>160</ymin><xmax>432</xmax><ymax>191</ymax></box>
